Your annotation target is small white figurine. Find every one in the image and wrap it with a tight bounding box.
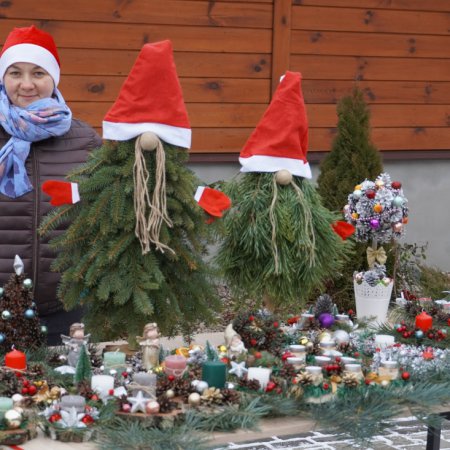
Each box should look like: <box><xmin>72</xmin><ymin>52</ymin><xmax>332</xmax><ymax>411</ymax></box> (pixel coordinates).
<box><xmin>136</xmin><ymin>323</ymin><xmax>161</xmax><ymax>370</ymax></box>
<box><xmin>224</xmin><ymin>323</ymin><xmax>247</xmax><ymax>360</ymax></box>
<box><xmin>61</xmin><ymin>323</ymin><xmax>91</xmax><ymax>367</ymax></box>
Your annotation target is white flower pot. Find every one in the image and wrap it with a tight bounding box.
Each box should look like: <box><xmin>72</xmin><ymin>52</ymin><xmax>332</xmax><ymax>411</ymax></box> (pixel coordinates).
<box><xmin>354</xmin><ymin>280</ymin><xmax>393</xmax><ymax>324</ymax></box>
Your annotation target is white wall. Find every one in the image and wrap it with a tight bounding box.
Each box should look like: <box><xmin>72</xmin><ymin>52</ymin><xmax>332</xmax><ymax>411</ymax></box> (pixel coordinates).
<box><xmin>188</xmin><ymin>159</ymin><xmax>450</xmax><ymax>271</ymax></box>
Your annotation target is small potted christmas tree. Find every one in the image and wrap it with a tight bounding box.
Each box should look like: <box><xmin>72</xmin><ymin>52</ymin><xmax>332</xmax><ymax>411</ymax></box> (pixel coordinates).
<box><xmin>344</xmin><ymin>173</ymin><xmax>408</xmax><ymax>322</ymax></box>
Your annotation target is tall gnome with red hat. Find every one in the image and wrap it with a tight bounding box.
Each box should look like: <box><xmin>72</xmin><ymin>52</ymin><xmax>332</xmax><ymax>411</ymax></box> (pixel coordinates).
<box><xmin>216</xmin><ymin>72</ymin><xmax>351</xmax><ymax>310</ymax></box>
<box><xmin>39</xmin><ymin>41</ymin><xmax>219</xmax><ymax>343</ymax></box>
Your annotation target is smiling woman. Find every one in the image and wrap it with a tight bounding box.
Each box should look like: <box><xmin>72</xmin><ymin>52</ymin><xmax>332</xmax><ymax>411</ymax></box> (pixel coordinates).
<box><xmin>0</xmin><ymin>25</ymin><xmax>102</xmax><ymax>344</ymax></box>
<box><xmin>3</xmin><ymin>62</ymin><xmax>54</xmax><ymax>108</ymax></box>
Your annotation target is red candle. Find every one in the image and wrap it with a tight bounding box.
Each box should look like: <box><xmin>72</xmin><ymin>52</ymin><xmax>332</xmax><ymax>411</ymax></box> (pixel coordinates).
<box><xmin>5</xmin><ymin>349</ymin><xmax>27</xmax><ymax>370</ymax></box>
<box><xmin>415</xmin><ymin>311</ymin><xmax>433</xmax><ymax>332</ymax></box>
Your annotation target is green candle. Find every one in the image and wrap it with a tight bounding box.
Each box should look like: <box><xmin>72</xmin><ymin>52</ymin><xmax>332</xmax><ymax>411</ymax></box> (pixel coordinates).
<box><xmin>201</xmin><ymin>361</ymin><xmax>227</xmax><ymax>388</ymax></box>
<box><xmin>103</xmin><ymin>351</ymin><xmax>126</xmax><ymax>372</ymax></box>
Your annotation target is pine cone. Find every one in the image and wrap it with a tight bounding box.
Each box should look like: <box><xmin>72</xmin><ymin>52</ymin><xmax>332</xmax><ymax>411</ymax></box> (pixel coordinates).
<box><xmin>342</xmin><ymin>373</ymin><xmax>360</xmax><ymax>388</ymax></box>
<box><xmin>87</xmin><ymin>344</ymin><xmax>103</xmax><ymax>368</ymax></box>
<box><xmin>288</xmin><ymin>384</ymin><xmax>304</xmax><ymax>400</ymax></box>
<box><xmin>188</xmin><ymin>364</ymin><xmax>202</xmax><ymax>380</ymax></box>
<box><xmin>0</xmin><ymin>370</ymin><xmax>20</xmax><ymax>396</ymax></box>
<box><xmin>174</xmin><ymin>378</ymin><xmax>192</xmax><ymax>400</ymax></box>
<box><xmin>221</xmin><ymin>388</ymin><xmax>240</xmax><ymax>405</ymax></box>
<box><xmin>313</xmin><ymin>294</ymin><xmax>334</xmax><ymax>318</ymax></box>
<box><xmin>294</xmin><ymin>372</ymin><xmax>314</xmax><ymax>386</ymax></box>
<box><xmin>157</xmin><ymin>393</ymin><xmax>176</xmax><ymax>413</ymax></box>
<box><xmin>200</xmin><ymin>387</ymin><xmax>223</xmax><ymax>405</ymax></box>
<box><xmin>77</xmin><ymin>380</ymin><xmax>95</xmax><ymax>399</ymax></box>
<box><xmin>238</xmin><ymin>377</ymin><xmax>261</xmax><ymax>391</ymax></box>
<box><xmin>156</xmin><ymin>376</ymin><xmax>174</xmax><ymax>396</ymax></box>
<box><xmin>278</xmin><ymin>363</ymin><xmax>297</xmax><ymax>380</ymax></box>
<box><xmin>27</xmin><ymin>362</ymin><xmax>45</xmax><ymax>379</ymax></box>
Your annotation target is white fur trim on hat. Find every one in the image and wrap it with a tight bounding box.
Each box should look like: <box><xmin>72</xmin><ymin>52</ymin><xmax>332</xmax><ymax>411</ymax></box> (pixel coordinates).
<box><xmin>0</xmin><ymin>43</ymin><xmax>60</xmax><ymax>86</ymax></box>
<box><xmin>239</xmin><ymin>155</ymin><xmax>312</xmax><ymax>179</ymax></box>
<box><xmin>71</xmin><ymin>182</ymin><xmax>80</xmax><ymax>204</ymax></box>
<box><xmin>102</xmin><ymin>120</ymin><xmax>192</xmax><ymax>148</ymax></box>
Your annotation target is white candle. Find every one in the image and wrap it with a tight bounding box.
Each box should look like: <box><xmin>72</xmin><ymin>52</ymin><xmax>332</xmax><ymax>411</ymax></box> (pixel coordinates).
<box><xmin>91</xmin><ymin>375</ymin><xmax>114</xmax><ymax>398</ymax></box>
<box><xmin>305</xmin><ymin>366</ymin><xmax>322</xmax><ymax>375</ymax></box>
<box><xmin>247</xmin><ymin>367</ymin><xmax>272</xmax><ymax>389</ymax></box>
<box><xmin>132</xmin><ymin>372</ymin><xmax>157</xmax><ymax>397</ymax></box>
<box><xmin>340</xmin><ymin>356</ymin><xmax>357</xmax><ymax>364</ymax></box>
<box><xmin>286</xmin><ymin>357</ymin><xmax>304</xmax><ymax>370</ymax></box>
<box><xmin>60</xmin><ymin>395</ymin><xmax>86</xmax><ymax>413</ymax></box>
<box><xmin>314</xmin><ymin>355</ymin><xmax>332</xmax><ymax>367</ymax></box>
<box><xmin>374</xmin><ymin>334</ymin><xmax>395</xmax><ymax>349</ymax></box>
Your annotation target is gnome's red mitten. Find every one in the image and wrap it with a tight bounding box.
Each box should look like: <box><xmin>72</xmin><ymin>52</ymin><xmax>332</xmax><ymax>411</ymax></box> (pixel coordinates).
<box><xmin>42</xmin><ymin>180</ymin><xmax>80</xmax><ymax>206</ymax></box>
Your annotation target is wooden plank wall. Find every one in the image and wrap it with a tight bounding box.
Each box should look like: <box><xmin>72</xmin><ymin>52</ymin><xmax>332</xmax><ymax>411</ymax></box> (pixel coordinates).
<box><xmin>0</xmin><ymin>0</ymin><xmax>448</xmax><ymax>158</ymax></box>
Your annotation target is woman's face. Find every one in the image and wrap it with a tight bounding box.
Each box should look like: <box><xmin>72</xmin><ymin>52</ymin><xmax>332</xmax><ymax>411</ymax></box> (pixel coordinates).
<box><xmin>3</xmin><ymin>62</ymin><xmax>54</xmax><ymax>108</ymax></box>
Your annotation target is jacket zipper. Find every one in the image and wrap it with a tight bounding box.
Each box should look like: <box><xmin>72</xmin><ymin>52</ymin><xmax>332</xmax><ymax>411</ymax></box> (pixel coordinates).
<box><xmin>32</xmin><ymin>145</ymin><xmax>39</xmax><ymax>295</ymax></box>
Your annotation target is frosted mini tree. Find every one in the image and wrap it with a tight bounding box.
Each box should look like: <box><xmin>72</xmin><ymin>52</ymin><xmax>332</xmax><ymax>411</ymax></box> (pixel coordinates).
<box><xmin>0</xmin><ymin>255</ymin><xmax>45</xmax><ymax>351</ymax></box>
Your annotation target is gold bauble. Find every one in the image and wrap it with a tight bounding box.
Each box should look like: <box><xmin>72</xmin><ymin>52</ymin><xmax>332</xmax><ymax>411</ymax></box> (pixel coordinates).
<box><xmin>381</xmin><ymin>379</ymin><xmax>390</xmax><ymax>387</ymax></box>
<box><xmin>219</xmin><ymin>345</ymin><xmax>227</xmax><ymax>353</ymax></box>
<box><xmin>188</xmin><ymin>392</ymin><xmax>201</xmax><ymax>406</ymax></box>
<box><xmin>319</xmin><ymin>331</ymin><xmax>333</xmax><ymax>343</ymax></box>
<box><xmin>298</xmin><ymin>336</ymin><xmax>309</xmax><ymax>345</ymax></box>
<box><xmin>275</xmin><ymin>169</ymin><xmax>293</xmax><ymax>186</ymax></box>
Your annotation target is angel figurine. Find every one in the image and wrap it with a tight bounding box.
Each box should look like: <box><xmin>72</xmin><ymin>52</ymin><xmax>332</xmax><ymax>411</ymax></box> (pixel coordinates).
<box><xmin>136</xmin><ymin>323</ymin><xmax>161</xmax><ymax>370</ymax></box>
<box><xmin>224</xmin><ymin>323</ymin><xmax>248</xmax><ymax>360</ymax></box>
<box><xmin>61</xmin><ymin>323</ymin><xmax>91</xmax><ymax>367</ymax></box>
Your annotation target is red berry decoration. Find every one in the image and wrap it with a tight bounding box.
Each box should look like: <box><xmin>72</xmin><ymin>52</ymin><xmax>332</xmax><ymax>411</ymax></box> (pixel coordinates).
<box><xmin>49</xmin><ymin>413</ymin><xmax>62</xmax><ymax>423</ymax></box>
<box><xmin>401</xmin><ymin>372</ymin><xmax>410</xmax><ymax>381</ymax></box>
<box><xmin>248</xmin><ymin>315</ymin><xmax>255</xmax><ymax>322</ymax></box>
<box><xmin>122</xmin><ymin>371</ymin><xmax>128</xmax><ymax>378</ymax></box>
<box><xmin>402</xmin><ymin>331</ymin><xmax>409</xmax><ymax>338</ymax></box>
<box><xmin>323</xmin><ymin>383</ymin><xmax>330</xmax><ymax>390</ymax></box>
<box><xmin>273</xmin><ymin>321</ymin><xmax>279</xmax><ymax>328</ymax></box>
<box><xmin>391</xmin><ymin>181</ymin><xmax>402</xmax><ymax>190</ymax></box>
<box><xmin>21</xmin><ymin>387</ymin><xmax>29</xmax><ymax>395</ymax></box>
<box><xmin>265</xmin><ymin>381</ymin><xmax>276</xmax><ymax>392</ymax></box>
<box><xmin>81</xmin><ymin>414</ymin><xmax>95</xmax><ymax>425</ymax></box>
<box><xmin>108</xmin><ymin>389</ymin><xmax>115</xmax><ymax>396</ymax></box>
<box><xmin>28</xmin><ymin>385</ymin><xmax>37</xmax><ymax>396</ymax></box>
<box><xmin>22</xmin><ymin>379</ymin><xmax>30</xmax><ymax>387</ymax></box>
<box><xmin>366</xmin><ymin>189</ymin><xmax>376</xmax><ymax>199</ymax></box>
<box><xmin>250</xmin><ymin>338</ymin><xmax>258</xmax><ymax>347</ymax></box>
<box><xmin>254</xmin><ymin>351</ymin><xmax>262</xmax><ymax>359</ymax></box>
<box><xmin>91</xmin><ymin>394</ymin><xmax>99</xmax><ymax>401</ymax></box>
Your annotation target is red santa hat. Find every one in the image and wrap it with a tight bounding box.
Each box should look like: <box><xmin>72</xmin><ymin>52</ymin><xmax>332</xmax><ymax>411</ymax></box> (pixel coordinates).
<box><xmin>42</xmin><ymin>180</ymin><xmax>80</xmax><ymax>206</ymax></box>
<box><xmin>103</xmin><ymin>40</ymin><xmax>191</xmax><ymax>148</ymax></box>
<box><xmin>195</xmin><ymin>186</ymin><xmax>231</xmax><ymax>218</ymax></box>
<box><xmin>239</xmin><ymin>71</ymin><xmax>311</xmax><ymax>179</ymax></box>
<box><xmin>0</xmin><ymin>25</ymin><xmax>60</xmax><ymax>86</ymax></box>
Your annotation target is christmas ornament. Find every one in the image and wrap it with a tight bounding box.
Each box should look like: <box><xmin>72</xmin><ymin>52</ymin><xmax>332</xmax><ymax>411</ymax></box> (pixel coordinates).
<box><xmin>22</xmin><ymin>278</ymin><xmax>33</xmax><ymax>289</ymax></box>
<box><xmin>229</xmin><ymin>361</ymin><xmax>248</xmax><ymax>378</ymax></box>
<box><xmin>24</xmin><ymin>308</ymin><xmax>35</xmax><ymax>319</ymax></box>
<box><xmin>0</xmin><ymin>333</ymin><xmax>5</xmax><ymax>343</ymax></box>
<box><xmin>49</xmin><ymin>413</ymin><xmax>62</xmax><ymax>423</ymax></box>
<box><xmin>318</xmin><ymin>313</ymin><xmax>335</xmax><ymax>328</ymax></box>
<box><xmin>401</xmin><ymin>371</ymin><xmax>410</xmax><ymax>381</ymax></box>
<box><xmin>0</xmin><ymin>287</ymin><xmax>3</xmax><ymax>297</ymax></box>
<box><xmin>353</xmin><ymin>189</ymin><xmax>362</xmax><ymax>199</ymax></box>
<box><xmin>392</xmin><ymin>196</ymin><xmax>404</xmax><ymax>207</ymax></box>
<box><xmin>188</xmin><ymin>392</ymin><xmax>201</xmax><ymax>406</ymax></box>
<box><xmin>81</xmin><ymin>414</ymin><xmax>94</xmax><ymax>425</ymax></box>
<box><xmin>369</xmin><ymin>219</ymin><xmax>380</xmax><ymax>229</ymax></box>
<box><xmin>2</xmin><ymin>310</ymin><xmax>12</xmax><ymax>320</ymax></box>
<box><xmin>391</xmin><ymin>181</ymin><xmax>402</xmax><ymax>189</ymax></box>
<box><xmin>41</xmin><ymin>325</ymin><xmax>48</xmax><ymax>334</ymax></box>
<box><xmin>128</xmin><ymin>391</ymin><xmax>148</xmax><ymax>413</ymax></box>
<box><xmin>165</xmin><ymin>389</ymin><xmax>175</xmax><ymax>399</ymax></box>
<box><xmin>393</xmin><ymin>222</ymin><xmax>403</xmax><ymax>233</ymax></box>
<box><xmin>194</xmin><ymin>380</ymin><xmax>208</xmax><ymax>394</ymax></box>
<box><xmin>4</xmin><ymin>409</ymin><xmax>22</xmax><ymax>429</ymax></box>
<box><xmin>373</xmin><ymin>203</ymin><xmax>383</xmax><ymax>213</ymax></box>
<box><xmin>333</xmin><ymin>329</ymin><xmax>350</xmax><ymax>345</ymax></box>
<box><xmin>145</xmin><ymin>400</ymin><xmax>160</xmax><ymax>414</ymax></box>
<box><xmin>121</xmin><ymin>403</ymin><xmax>131</xmax><ymax>412</ymax></box>
<box><xmin>366</xmin><ymin>189</ymin><xmax>376</xmax><ymax>199</ymax></box>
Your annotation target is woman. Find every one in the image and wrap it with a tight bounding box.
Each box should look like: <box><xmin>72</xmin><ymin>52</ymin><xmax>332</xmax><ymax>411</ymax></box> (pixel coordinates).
<box><xmin>0</xmin><ymin>25</ymin><xmax>102</xmax><ymax>344</ymax></box>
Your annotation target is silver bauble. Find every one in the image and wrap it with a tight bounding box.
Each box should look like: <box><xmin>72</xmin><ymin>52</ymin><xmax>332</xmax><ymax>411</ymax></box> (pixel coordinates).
<box><xmin>188</xmin><ymin>392</ymin><xmax>201</xmax><ymax>406</ymax></box>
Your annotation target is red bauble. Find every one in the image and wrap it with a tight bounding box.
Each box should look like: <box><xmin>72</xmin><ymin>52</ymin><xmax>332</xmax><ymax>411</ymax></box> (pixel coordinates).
<box><xmin>248</xmin><ymin>315</ymin><xmax>255</xmax><ymax>322</ymax></box>
<box><xmin>391</xmin><ymin>181</ymin><xmax>402</xmax><ymax>189</ymax></box>
<box><xmin>366</xmin><ymin>189</ymin><xmax>376</xmax><ymax>199</ymax></box>
<box><xmin>122</xmin><ymin>371</ymin><xmax>128</xmax><ymax>378</ymax></box>
<box><xmin>254</xmin><ymin>352</ymin><xmax>262</xmax><ymax>359</ymax></box>
<box><xmin>21</xmin><ymin>387</ymin><xmax>29</xmax><ymax>395</ymax></box>
<box><xmin>168</xmin><ymin>375</ymin><xmax>175</xmax><ymax>382</ymax></box>
<box><xmin>250</xmin><ymin>338</ymin><xmax>258</xmax><ymax>346</ymax></box>
<box><xmin>323</xmin><ymin>383</ymin><xmax>330</xmax><ymax>390</ymax></box>
<box><xmin>28</xmin><ymin>385</ymin><xmax>37</xmax><ymax>396</ymax></box>
<box><xmin>22</xmin><ymin>379</ymin><xmax>30</xmax><ymax>387</ymax></box>
<box><xmin>401</xmin><ymin>372</ymin><xmax>410</xmax><ymax>381</ymax></box>
<box><xmin>49</xmin><ymin>413</ymin><xmax>62</xmax><ymax>423</ymax></box>
<box><xmin>91</xmin><ymin>394</ymin><xmax>99</xmax><ymax>401</ymax></box>
<box><xmin>265</xmin><ymin>381</ymin><xmax>276</xmax><ymax>392</ymax></box>
<box><xmin>81</xmin><ymin>414</ymin><xmax>95</xmax><ymax>425</ymax></box>
<box><xmin>273</xmin><ymin>321</ymin><xmax>279</xmax><ymax>328</ymax></box>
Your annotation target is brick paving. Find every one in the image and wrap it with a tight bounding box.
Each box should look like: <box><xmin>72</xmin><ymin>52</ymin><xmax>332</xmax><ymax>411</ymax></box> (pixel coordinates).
<box><xmin>212</xmin><ymin>417</ymin><xmax>450</xmax><ymax>450</ymax></box>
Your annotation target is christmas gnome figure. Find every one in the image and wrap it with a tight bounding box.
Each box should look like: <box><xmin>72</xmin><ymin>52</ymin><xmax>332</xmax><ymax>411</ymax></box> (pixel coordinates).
<box><xmin>216</xmin><ymin>71</ymin><xmax>351</xmax><ymax>310</ymax></box>
<box><xmin>39</xmin><ymin>40</ymin><xmax>219</xmax><ymax>343</ymax></box>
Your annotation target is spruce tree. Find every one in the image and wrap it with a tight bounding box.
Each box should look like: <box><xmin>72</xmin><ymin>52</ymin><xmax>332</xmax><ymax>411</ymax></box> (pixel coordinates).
<box><xmin>0</xmin><ymin>256</ymin><xmax>45</xmax><ymax>351</ymax></box>
<box><xmin>316</xmin><ymin>88</ymin><xmax>385</xmax><ymax>311</ymax></box>
<box><xmin>74</xmin><ymin>344</ymin><xmax>92</xmax><ymax>384</ymax></box>
<box><xmin>216</xmin><ymin>173</ymin><xmax>350</xmax><ymax>311</ymax></box>
<box><xmin>39</xmin><ymin>139</ymin><xmax>218</xmax><ymax>344</ymax></box>
<box><xmin>317</xmin><ymin>88</ymin><xmax>383</xmax><ymax>212</ymax></box>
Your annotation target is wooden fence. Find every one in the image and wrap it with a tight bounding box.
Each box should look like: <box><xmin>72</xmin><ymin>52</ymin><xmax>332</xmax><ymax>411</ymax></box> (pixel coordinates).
<box><xmin>0</xmin><ymin>0</ymin><xmax>449</xmax><ymax>160</ymax></box>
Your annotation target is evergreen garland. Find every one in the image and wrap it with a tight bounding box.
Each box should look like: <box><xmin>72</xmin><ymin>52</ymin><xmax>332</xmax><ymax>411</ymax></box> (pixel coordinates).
<box><xmin>216</xmin><ymin>173</ymin><xmax>350</xmax><ymax>310</ymax></box>
<box><xmin>39</xmin><ymin>140</ymin><xmax>219</xmax><ymax>343</ymax></box>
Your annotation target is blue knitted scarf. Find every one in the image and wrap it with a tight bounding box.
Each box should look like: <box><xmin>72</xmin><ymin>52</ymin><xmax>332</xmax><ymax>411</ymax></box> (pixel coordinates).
<box><xmin>0</xmin><ymin>86</ymin><xmax>72</xmax><ymax>198</ymax></box>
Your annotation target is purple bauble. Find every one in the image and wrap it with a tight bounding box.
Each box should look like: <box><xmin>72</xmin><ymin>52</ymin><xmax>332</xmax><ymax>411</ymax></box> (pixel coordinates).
<box><xmin>369</xmin><ymin>219</ymin><xmax>380</xmax><ymax>229</ymax></box>
<box><xmin>318</xmin><ymin>313</ymin><xmax>335</xmax><ymax>329</ymax></box>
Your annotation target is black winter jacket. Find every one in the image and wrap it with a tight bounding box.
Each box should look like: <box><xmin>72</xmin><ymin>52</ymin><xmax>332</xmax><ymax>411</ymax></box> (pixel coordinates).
<box><xmin>0</xmin><ymin>119</ymin><xmax>102</xmax><ymax>316</ymax></box>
